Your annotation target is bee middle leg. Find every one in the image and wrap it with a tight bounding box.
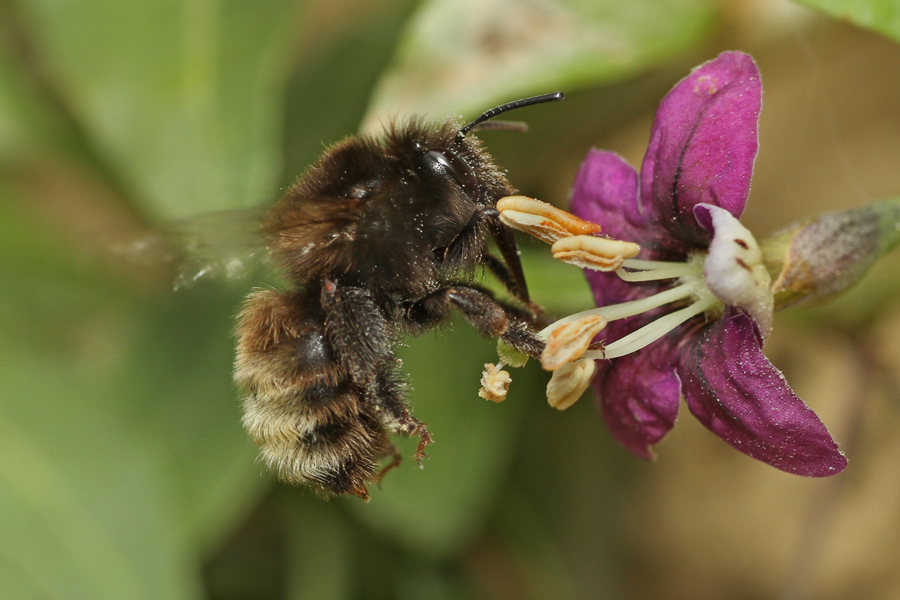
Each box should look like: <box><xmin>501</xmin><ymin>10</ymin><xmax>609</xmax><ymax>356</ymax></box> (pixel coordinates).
<box><xmin>370</xmin><ymin>369</ymin><xmax>433</xmax><ymax>465</ymax></box>
<box><xmin>407</xmin><ymin>285</ymin><xmax>546</xmax><ymax>358</ymax></box>
<box><xmin>321</xmin><ymin>279</ymin><xmax>434</xmax><ymax>461</ymax></box>
<box><xmin>320</xmin><ymin>278</ymin><xmax>395</xmax><ymax>386</ymax></box>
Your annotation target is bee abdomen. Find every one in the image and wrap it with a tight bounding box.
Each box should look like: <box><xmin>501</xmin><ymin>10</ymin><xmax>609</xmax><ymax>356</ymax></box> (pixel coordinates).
<box><xmin>243</xmin><ymin>382</ymin><xmax>390</xmax><ymax>496</ymax></box>
<box><xmin>235</xmin><ymin>289</ymin><xmax>391</xmax><ymax>497</ymax></box>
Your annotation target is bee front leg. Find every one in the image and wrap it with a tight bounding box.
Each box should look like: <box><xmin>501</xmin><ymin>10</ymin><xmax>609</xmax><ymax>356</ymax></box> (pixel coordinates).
<box><xmin>407</xmin><ymin>285</ymin><xmax>546</xmax><ymax>358</ymax></box>
<box><xmin>483</xmin><ymin>253</ymin><xmax>546</xmax><ymax>327</ymax></box>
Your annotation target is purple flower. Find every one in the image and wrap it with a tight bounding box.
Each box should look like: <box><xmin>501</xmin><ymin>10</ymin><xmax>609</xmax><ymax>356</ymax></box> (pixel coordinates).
<box><xmin>569</xmin><ymin>52</ymin><xmax>847</xmax><ymax>476</ymax></box>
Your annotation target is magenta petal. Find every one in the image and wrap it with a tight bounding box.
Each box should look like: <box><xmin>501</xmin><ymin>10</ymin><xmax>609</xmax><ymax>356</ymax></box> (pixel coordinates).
<box><xmin>570</xmin><ymin>149</ymin><xmax>644</xmax><ymax>242</ymax></box>
<box><xmin>680</xmin><ymin>308</ymin><xmax>848</xmax><ymax>476</ymax></box>
<box><xmin>593</xmin><ymin>340</ymin><xmax>681</xmax><ymax>460</ymax></box>
<box><xmin>640</xmin><ymin>51</ymin><xmax>761</xmax><ymax>247</ymax></box>
<box><xmin>572</xmin><ymin>149</ymin><xmax>655</xmax><ymax>322</ymax></box>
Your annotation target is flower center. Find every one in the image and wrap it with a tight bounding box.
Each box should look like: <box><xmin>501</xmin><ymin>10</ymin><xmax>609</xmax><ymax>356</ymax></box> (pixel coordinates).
<box><xmin>542</xmin><ymin>207</ymin><xmax>774</xmax><ymax>361</ymax></box>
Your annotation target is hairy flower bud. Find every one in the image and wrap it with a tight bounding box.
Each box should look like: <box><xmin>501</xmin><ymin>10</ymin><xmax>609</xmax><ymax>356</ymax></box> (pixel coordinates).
<box><xmin>762</xmin><ymin>199</ymin><xmax>900</xmax><ymax>309</ymax></box>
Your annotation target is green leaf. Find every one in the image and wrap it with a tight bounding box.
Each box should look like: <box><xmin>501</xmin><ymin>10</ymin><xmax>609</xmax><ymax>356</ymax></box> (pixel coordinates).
<box><xmin>17</xmin><ymin>0</ymin><xmax>306</xmax><ymax>218</ymax></box>
<box><xmin>0</xmin><ymin>310</ymin><xmax>198</xmax><ymax>599</ymax></box>
<box><xmin>119</xmin><ymin>290</ymin><xmax>269</xmax><ymax>554</ymax></box>
<box><xmin>283</xmin><ymin>500</ymin><xmax>353</xmax><ymax>600</ymax></box>
<box><xmin>361</xmin><ymin>0</ymin><xmax>715</xmax><ymax>129</ymax></box>
<box><xmin>794</xmin><ymin>0</ymin><xmax>900</xmax><ymax>43</ymax></box>
<box><xmin>0</xmin><ymin>48</ymin><xmax>70</xmax><ymax>162</ymax></box>
<box><xmin>0</xmin><ymin>561</ymin><xmax>43</xmax><ymax>600</ymax></box>
<box><xmin>0</xmin><ymin>220</ymin><xmax>265</xmax><ymax>598</ymax></box>
<box><xmin>492</xmin><ymin>492</ymin><xmax>580</xmax><ymax>600</ymax></box>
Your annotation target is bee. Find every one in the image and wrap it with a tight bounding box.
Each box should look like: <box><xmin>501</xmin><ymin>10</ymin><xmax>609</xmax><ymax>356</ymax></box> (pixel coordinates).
<box><xmin>233</xmin><ymin>93</ymin><xmax>563</xmax><ymax>500</ymax></box>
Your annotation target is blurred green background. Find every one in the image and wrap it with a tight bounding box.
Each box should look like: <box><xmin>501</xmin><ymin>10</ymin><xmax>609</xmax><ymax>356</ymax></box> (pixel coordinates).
<box><xmin>2</xmin><ymin>0</ymin><xmax>900</xmax><ymax>598</ymax></box>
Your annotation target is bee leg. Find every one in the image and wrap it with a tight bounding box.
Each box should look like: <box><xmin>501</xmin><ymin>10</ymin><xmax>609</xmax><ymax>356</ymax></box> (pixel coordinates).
<box><xmin>407</xmin><ymin>285</ymin><xmax>546</xmax><ymax>359</ymax></box>
<box><xmin>320</xmin><ymin>278</ymin><xmax>394</xmax><ymax>386</ymax></box>
<box><xmin>374</xmin><ymin>393</ymin><xmax>433</xmax><ymax>466</ymax></box>
<box><xmin>373</xmin><ymin>444</ymin><xmax>404</xmax><ymax>484</ymax></box>
<box><xmin>483</xmin><ymin>253</ymin><xmax>544</xmax><ymax>325</ymax></box>
<box><xmin>500</xmin><ymin>321</ymin><xmax>546</xmax><ymax>357</ymax></box>
<box><xmin>376</xmin><ymin>401</ymin><xmax>433</xmax><ymax>463</ymax></box>
<box><xmin>349</xmin><ymin>485</ymin><xmax>371</xmax><ymax>502</ymax></box>
<box><xmin>485</xmin><ymin>210</ymin><xmax>531</xmax><ymax>303</ymax></box>
<box><xmin>368</xmin><ymin>363</ymin><xmax>432</xmax><ymax>462</ymax></box>
<box><xmin>438</xmin><ymin>206</ymin><xmax>530</xmax><ymax>307</ymax></box>
<box><xmin>321</xmin><ymin>283</ymin><xmax>435</xmax><ymax>470</ymax></box>
<box><xmin>409</xmin><ymin>418</ymin><xmax>433</xmax><ymax>466</ymax></box>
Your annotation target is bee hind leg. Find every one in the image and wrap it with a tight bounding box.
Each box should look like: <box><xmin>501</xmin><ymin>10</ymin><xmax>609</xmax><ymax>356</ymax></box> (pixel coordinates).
<box><xmin>383</xmin><ymin>408</ymin><xmax>433</xmax><ymax>467</ymax></box>
<box><xmin>348</xmin><ymin>485</ymin><xmax>371</xmax><ymax>502</ymax></box>
<box><xmin>374</xmin><ymin>444</ymin><xmax>404</xmax><ymax>484</ymax></box>
<box><xmin>371</xmin><ymin>413</ymin><xmax>432</xmax><ymax>487</ymax></box>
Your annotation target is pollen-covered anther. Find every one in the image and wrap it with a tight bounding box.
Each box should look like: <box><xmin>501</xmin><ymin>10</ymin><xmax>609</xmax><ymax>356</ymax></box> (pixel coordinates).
<box><xmin>541</xmin><ymin>314</ymin><xmax>607</xmax><ymax>371</ymax></box>
<box><xmin>546</xmin><ymin>358</ymin><xmax>596</xmax><ymax>410</ymax></box>
<box><xmin>552</xmin><ymin>235</ymin><xmax>641</xmax><ymax>271</ymax></box>
<box><xmin>497</xmin><ymin>195</ymin><xmax>603</xmax><ymax>244</ymax></box>
<box><xmin>479</xmin><ymin>363</ymin><xmax>512</xmax><ymax>402</ymax></box>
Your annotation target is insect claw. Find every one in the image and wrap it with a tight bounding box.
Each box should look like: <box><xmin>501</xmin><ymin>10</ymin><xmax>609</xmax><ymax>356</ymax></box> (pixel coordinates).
<box><xmin>350</xmin><ymin>485</ymin><xmax>371</xmax><ymax>502</ymax></box>
<box><xmin>374</xmin><ymin>444</ymin><xmax>404</xmax><ymax>483</ymax></box>
<box><xmin>414</xmin><ymin>427</ymin><xmax>433</xmax><ymax>467</ymax></box>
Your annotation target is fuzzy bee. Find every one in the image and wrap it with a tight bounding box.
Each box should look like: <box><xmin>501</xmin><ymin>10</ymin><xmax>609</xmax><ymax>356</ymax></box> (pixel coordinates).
<box><xmin>233</xmin><ymin>93</ymin><xmax>563</xmax><ymax>499</ymax></box>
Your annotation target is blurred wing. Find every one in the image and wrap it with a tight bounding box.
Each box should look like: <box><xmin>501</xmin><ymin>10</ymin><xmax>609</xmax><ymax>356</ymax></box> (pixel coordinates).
<box><xmin>107</xmin><ymin>206</ymin><xmax>273</xmax><ymax>290</ymax></box>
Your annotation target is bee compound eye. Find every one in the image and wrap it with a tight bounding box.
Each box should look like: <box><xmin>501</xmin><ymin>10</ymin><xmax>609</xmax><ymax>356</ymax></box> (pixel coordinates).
<box><xmin>424</xmin><ymin>150</ymin><xmax>484</xmax><ymax>202</ymax></box>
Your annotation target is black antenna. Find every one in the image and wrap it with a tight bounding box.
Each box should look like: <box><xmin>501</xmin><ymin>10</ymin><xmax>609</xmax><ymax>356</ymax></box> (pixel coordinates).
<box><xmin>459</xmin><ymin>92</ymin><xmax>564</xmax><ymax>136</ymax></box>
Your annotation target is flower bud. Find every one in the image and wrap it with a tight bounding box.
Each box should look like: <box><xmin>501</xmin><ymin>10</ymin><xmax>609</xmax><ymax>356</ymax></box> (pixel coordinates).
<box><xmin>762</xmin><ymin>199</ymin><xmax>900</xmax><ymax>309</ymax></box>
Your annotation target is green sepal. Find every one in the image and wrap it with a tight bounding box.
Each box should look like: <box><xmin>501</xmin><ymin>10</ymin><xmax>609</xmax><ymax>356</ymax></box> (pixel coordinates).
<box><xmin>497</xmin><ymin>339</ymin><xmax>530</xmax><ymax>368</ymax></box>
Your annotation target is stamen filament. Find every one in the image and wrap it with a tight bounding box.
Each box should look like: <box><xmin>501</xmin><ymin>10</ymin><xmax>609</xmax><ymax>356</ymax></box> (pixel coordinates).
<box><xmin>616</xmin><ymin>261</ymin><xmax>704</xmax><ymax>282</ymax></box>
<box><xmin>539</xmin><ymin>283</ymin><xmax>696</xmax><ymax>338</ymax></box>
<box><xmin>587</xmin><ymin>295</ymin><xmax>718</xmax><ymax>360</ymax></box>
<box><xmin>621</xmin><ymin>259</ymin><xmax>692</xmax><ymax>270</ymax></box>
